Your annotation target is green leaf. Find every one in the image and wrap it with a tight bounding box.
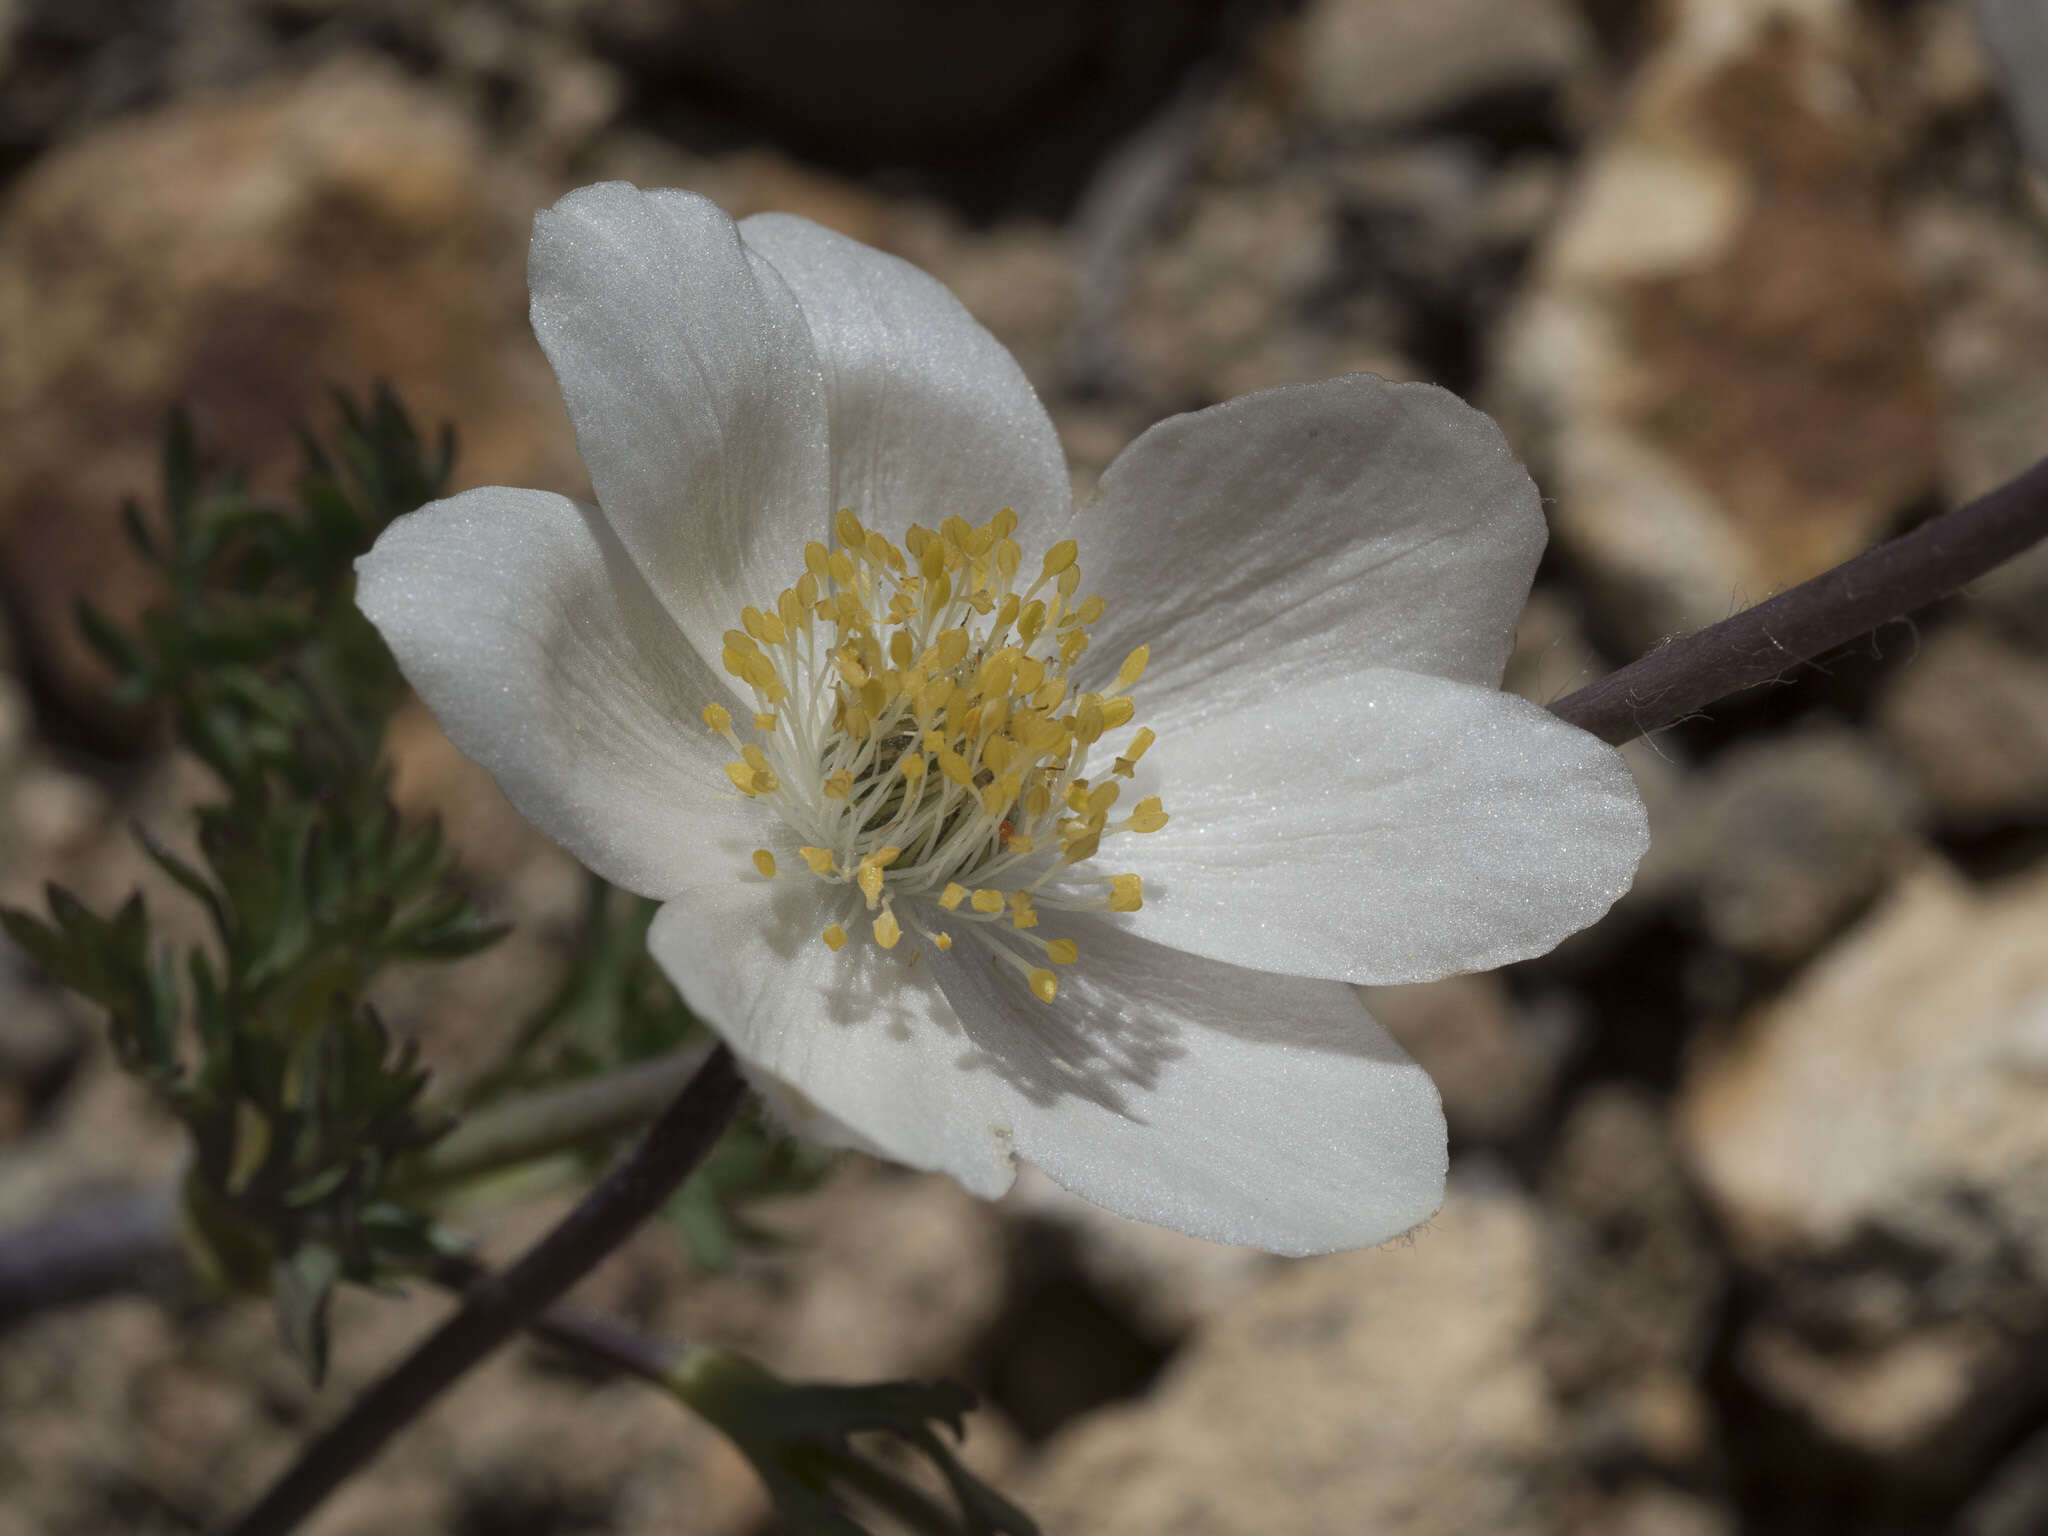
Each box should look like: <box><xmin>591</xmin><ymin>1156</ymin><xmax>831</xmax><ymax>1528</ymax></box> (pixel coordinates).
<box><xmin>274</xmin><ymin>1241</ymin><xmax>342</xmax><ymax>1385</ymax></box>
<box><xmin>674</xmin><ymin>1351</ymin><xmax>1037</xmax><ymax>1536</ymax></box>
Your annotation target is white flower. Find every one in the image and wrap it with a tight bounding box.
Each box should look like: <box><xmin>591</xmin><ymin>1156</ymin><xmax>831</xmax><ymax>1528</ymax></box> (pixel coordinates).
<box><xmin>356</xmin><ymin>182</ymin><xmax>1646</xmax><ymax>1256</ymax></box>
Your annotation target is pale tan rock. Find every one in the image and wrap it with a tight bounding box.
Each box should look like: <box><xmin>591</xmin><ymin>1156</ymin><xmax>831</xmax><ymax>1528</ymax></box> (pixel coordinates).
<box><xmin>1680</xmin><ymin>861</ymin><xmax>2048</xmax><ymax>1474</ymax></box>
<box><xmin>0</xmin><ymin>54</ymin><xmax>579</xmax><ymax>736</ymax></box>
<box><xmin>1003</xmin><ymin>1165</ymin><xmax>1276</xmax><ymax>1337</ymax></box>
<box><xmin>1876</xmin><ymin>623</ymin><xmax>2048</xmax><ymax>825</ymax></box>
<box><xmin>1494</xmin><ymin>0</ymin><xmax>1939</xmax><ymax>650</ymax></box>
<box><xmin>1014</xmin><ymin>1181</ymin><xmax>1572</xmax><ymax>1536</ymax></box>
<box><xmin>1656</xmin><ymin>725</ymin><xmax>1922</xmax><ymax>962</ymax></box>
<box><xmin>1366</xmin><ymin>972</ymin><xmax>1577</xmax><ymax>1144</ymax></box>
<box><xmin>1298</xmin><ymin>0</ymin><xmax>1593</xmax><ymax>133</ymax></box>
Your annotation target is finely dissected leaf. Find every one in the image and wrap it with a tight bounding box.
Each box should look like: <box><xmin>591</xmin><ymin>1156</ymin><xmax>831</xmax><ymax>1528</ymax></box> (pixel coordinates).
<box><xmin>2</xmin><ymin>391</ymin><xmax>512</xmax><ymax>1372</ymax></box>
<box><xmin>676</xmin><ymin>1351</ymin><xmax>1037</xmax><ymax>1536</ymax></box>
<box><xmin>275</xmin><ymin>1241</ymin><xmax>342</xmax><ymax>1384</ymax></box>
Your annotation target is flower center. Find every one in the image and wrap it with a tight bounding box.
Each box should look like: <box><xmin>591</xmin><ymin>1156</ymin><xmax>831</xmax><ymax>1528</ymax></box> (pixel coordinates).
<box><xmin>700</xmin><ymin>506</ymin><xmax>1166</xmax><ymax>1002</ymax></box>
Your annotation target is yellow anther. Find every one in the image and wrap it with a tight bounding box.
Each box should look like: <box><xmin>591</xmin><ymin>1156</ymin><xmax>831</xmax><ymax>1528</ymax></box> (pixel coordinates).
<box><xmin>857</xmin><ymin>862</ymin><xmax>885</xmax><ymax>906</ymax></box>
<box><xmin>874</xmin><ymin>909</ymin><xmax>903</xmax><ymax>950</ymax></box>
<box><xmin>1062</xmin><ymin>829</ymin><xmax>1101</xmax><ymax>864</ymax></box>
<box><xmin>753</xmin><ymin>712</ymin><xmax>778</xmax><ymax>731</ymax></box>
<box><xmin>822</xmin><ymin>923</ymin><xmax>848</xmax><ymax>951</ymax></box>
<box><xmin>934</xmin><ymin>931</ymin><xmax>954</xmax><ymax>951</ymax></box>
<box><xmin>799</xmin><ymin>846</ymin><xmax>835</xmax><ymax>875</ymax></box>
<box><xmin>1108</xmin><ymin>873</ymin><xmax>1144</xmax><ymax>911</ymax></box>
<box><xmin>1041</xmin><ymin>539</ymin><xmax>1079</xmax><ymax>577</ymax></box>
<box><xmin>834</xmin><ymin>509</ymin><xmax>865</xmax><ymax>548</ymax></box>
<box><xmin>742</xmin><ymin>744</ymin><xmax>771</xmax><ymax>772</ymax></box>
<box><xmin>824</xmin><ymin>770</ymin><xmax>854</xmax><ymax>800</ymax></box>
<box><xmin>836</xmin><ymin>651</ymin><xmax>869</xmax><ymax>688</ymax></box>
<box><xmin>981</xmin><ymin>775</ymin><xmax>1020</xmax><ymax>817</ymax></box>
<box><xmin>1085</xmin><ymin>782</ymin><xmax>1121</xmax><ymax>819</ymax></box>
<box><xmin>940</xmin><ymin>883</ymin><xmax>968</xmax><ymax>911</ymax></box>
<box><xmin>888</xmin><ymin>631</ymin><xmax>914</xmax><ymax>668</ymax></box>
<box><xmin>1100</xmin><ymin>696</ymin><xmax>1136</xmax><ymax>730</ymax></box>
<box><xmin>1126</xmin><ymin>796</ymin><xmax>1168</xmax><ymax>833</ymax></box>
<box><xmin>752</xmin><ymin>849</ymin><xmax>777</xmax><ymax>878</ymax></box>
<box><xmin>1006</xmin><ymin>833</ymin><xmax>1035</xmax><ymax>853</ymax></box>
<box><xmin>1056</xmin><ymin>566</ymin><xmax>1080</xmax><ymax>599</ymax></box>
<box><xmin>701</xmin><ymin>703</ymin><xmax>732</xmax><ymax>734</ymax></box>
<box><xmin>725</xmin><ymin>762</ymin><xmax>770</xmax><ymax>796</ymax></box>
<box><xmin>827</xmin><ymin>550</ymin><xmax>856</xmax><ymax>586</ymax></box>
<box><xmin>1123</xmin><ymin>726</ymin><xmax>1156</xmax><ymax>763</ymax></box>
<box><xmin>1029</xmin><ymin>968</ymin><xmax>1058</xmax><ymax>1003</ymax></box>
<box><xmin>1046</xmin><ymin>939</ymin><xmax>1079</xmax><ymax>965</ymax></box>
<box><xmin>938</xmin><ymin>750</ymin><xmax>974</xmax><ymax>787</ymax></box>
<box><xmin>1018</xmin><ymin>600</ymin><xmax>1047</xmax><ymax>642</ymax></box>
<box><xmin>901</xmin><ymin>754</ymin><xmax>927</xmax><ymax>783</ymax></box>
<box><xmin>991</xmin><ymin>507</ymin><xmax>1018</xmax><ymax>538</ymax></box>
<box><xmin>1074</xmin><ymin>595</ymin><xmax>1106</xmax><ymax>624</ymax></box>
<box><xmin>971</xmin><ymin>888</ymin><xmax>1004</xmax><ymax>914</ymax></box>
<box><xmin>933</xmin><ymin>629</ymin><xmax>969</xmax><ymax>669</ymax></box>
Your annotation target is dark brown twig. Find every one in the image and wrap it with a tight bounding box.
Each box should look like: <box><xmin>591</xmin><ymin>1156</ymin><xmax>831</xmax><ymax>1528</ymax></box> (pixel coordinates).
<box><xmin>1547</xmin><ymin>456</ymin><xmax>2048</xmax><ymax>744</ymax></box>
<box><xmin>224</xmin><ymin>1043</ymin><xmax>745</xmax><ymax>1536</ymax></box>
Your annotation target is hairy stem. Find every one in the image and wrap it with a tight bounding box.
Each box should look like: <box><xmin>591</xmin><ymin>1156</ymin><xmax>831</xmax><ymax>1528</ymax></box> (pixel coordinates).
<box><xmin>224</xmin><ymin>1043</ymin><xmax>746</xmax><ymax>1536</ymax></box>
<box><xmin>1547</xmin><ymin>456</ymin><xmax>2048</xmax><ymax>744</ymax></box>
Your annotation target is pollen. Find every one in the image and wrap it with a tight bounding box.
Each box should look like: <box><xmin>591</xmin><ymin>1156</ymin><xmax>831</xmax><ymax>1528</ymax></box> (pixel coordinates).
<box><xmin>702</xmin><ymin>506</ymin><xmax>1167</xmax><ymax>1002</ymax></box>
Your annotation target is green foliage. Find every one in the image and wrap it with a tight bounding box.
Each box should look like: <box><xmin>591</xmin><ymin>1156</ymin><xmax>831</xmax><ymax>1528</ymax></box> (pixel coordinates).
<box><xmin>471</xmin><ymin>874</ymin><xmax>835</xmax><ymax>1269</ymax></box>
<box><xmin>674</xmin><ymin>1349</ymin><xmax>1038</xmax><ymax>1536</ymax></box>
<box><xmin>2</xmin><ymin>388</ymin><xmax>487</xmax><ymax>1379</ymax></box>
<box><xmin>3</xmin><ymin>388</ymin><xmax>826</xmax><ymax>1371</ymax></box>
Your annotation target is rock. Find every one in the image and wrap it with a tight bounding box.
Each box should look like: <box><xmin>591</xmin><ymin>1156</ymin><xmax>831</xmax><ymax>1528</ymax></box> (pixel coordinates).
<box><xmin>1366</xmin><ymin>973</ymin><xmax>1580</xmax><ymax>1144</ymax></box>
<box><xmin>1540</xmin><ymin>1086</ymin><xmax>1723</xmax><ymax>1473</ymax></box>
<box><xmin>1002</xmin><ymin>1166</ymin><xmax>1275</xmax><ymax>1339</ymax></box>
<box><xmin>1657</xmin><ymin>725</ymin><xmax>1922</xmax><ymax>962</ymax></box>
<box><xmin>1123</xmin><ymin>163</ymin><xmax>1415</xmax><ymax>405</ymax></box>
<box><xmin>0</xmin><ymin>54</ymin><xmax>579</xmax><ymax>739</ymax></box>
<box><xmin>1679</xmin><ymin>861</ymin><xmax>2048</xmax><ymax>1485</ymax></box>
<box><xmin>1900</xmin><ymin>161</ymin><xmax>2048</xmax><ymax>511</ymax></box>
<box><xmin>1979</xmin><ymin>0</ymin><xmax>2048</xmax><ymax>171</ymax></box>
<box><xmin>583</xmin><ymin>0</ymin><xmax>1236</xmax><ymax>210</ymax></box>
<box><xmin>1297</xmin><ymin>0</ymin><xmax>1595</xmax><ymax>134</ymax></box>
<box><xmin>1494</xmin><ymin>0</ymin><xmax>1940</xmax><ymax>651</ymax></box>
<box><xmin>1876</xmin><ymin>623</ymin><xmax>2048</xmax><ymax>826</ymax></box>
<box><xmin>1015</xmin><ymin>1179</ymin><xmax>1577</xmax><ymax>1536</ymax></box>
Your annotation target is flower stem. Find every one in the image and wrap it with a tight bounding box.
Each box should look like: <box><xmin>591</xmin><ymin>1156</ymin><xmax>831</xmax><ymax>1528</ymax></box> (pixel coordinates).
<box><xmin>1547</xmin><ymin>456</ymin><xmax>2048</xmax><ymax>744</ymax></box>
<box><xmin>223</xmin><ymin>1042</ymin><xmax>746</xmax><ymax>1536</ymax></box>
<box><xmin>414</xmin><ymin>1042</ymin><xmax>714</xmax><ymax>1188</ymax></box>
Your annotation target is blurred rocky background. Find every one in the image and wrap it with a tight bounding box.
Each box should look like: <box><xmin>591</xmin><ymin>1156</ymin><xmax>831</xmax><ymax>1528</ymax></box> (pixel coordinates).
<box><xmin>2</xmin><ymin>0</ymin><xmax>2047</xmax><ymax>1531</ymax></box>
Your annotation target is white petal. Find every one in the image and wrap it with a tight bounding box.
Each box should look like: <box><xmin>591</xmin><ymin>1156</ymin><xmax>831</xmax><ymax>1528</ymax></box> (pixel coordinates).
<box><xmin>646</xmin><ymin>873</ymin><xmax>1018</xmax><ymax>1200</ymax></box>
<box><xmin>1117</xmin><ymin>668</ymin><xmax>1647</xmax><ymax>984</ymax></box>
<box><xmin>739</xmin><ymin>212</ymin><xmax>1072</xmax><ymax>532</ymax></box>
<box><xmin>931</xmin><ymin>918</ymin><xmax>1446</xmax><ymax>1255</ymax></box>
<box><xmin>356</xmin><ymin>486</ymin><xmax>751</xmax><ymax>898</ymax></box>
<box><xmin>1067</xmin><ymin>376</ymin><xmax>1545</xmax><ymax>726</ymax></box>
<box><xmin>529</xmin><ymin>183</ymin><xmax>830</xmax><ymax>668</ymax></box>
